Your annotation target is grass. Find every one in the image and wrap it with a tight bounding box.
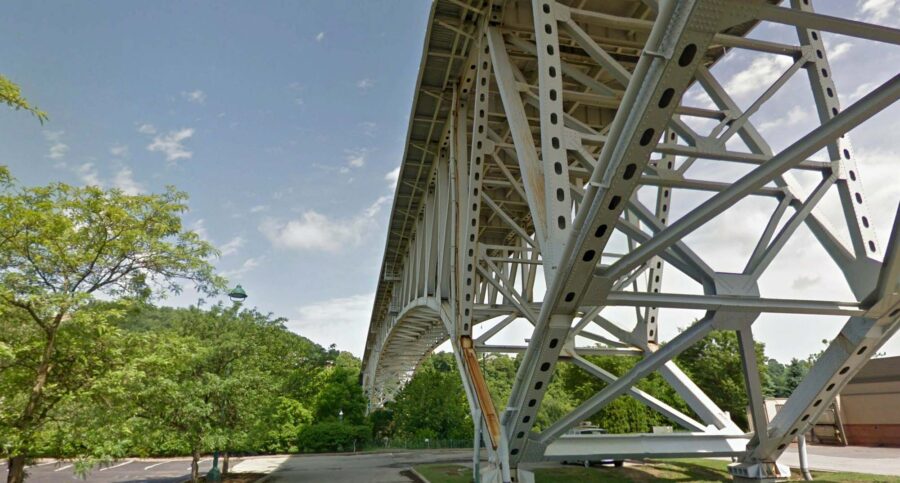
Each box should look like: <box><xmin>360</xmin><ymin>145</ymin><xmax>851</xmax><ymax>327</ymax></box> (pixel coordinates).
<box><xmin>414</xmin><ymin>459</ymin><xmax>900</xmax><ymax>483</ymax></box>
<box><xmin>414</xmin><ymin>464</ymin><xmax>471</xmax><ymax>483</ymax></box>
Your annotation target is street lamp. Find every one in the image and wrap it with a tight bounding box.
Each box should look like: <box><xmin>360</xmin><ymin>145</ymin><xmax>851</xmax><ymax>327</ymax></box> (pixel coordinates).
<box><xmin>339</xmin><ymin>409</ymin><xmax>344</xmax><ymax>423</ymax></box>
<box><xmin>206</xmin><ymin>286</ymin><xmax>248</xmax><ymax>482</ymax></box>
<box><xmin>228</xmin><ymin>284</ymin><xmax>248</xmax><ymax>303</ymax></box>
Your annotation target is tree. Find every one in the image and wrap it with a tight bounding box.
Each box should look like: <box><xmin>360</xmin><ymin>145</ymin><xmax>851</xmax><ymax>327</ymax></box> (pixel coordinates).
<box><xmin>558</xmin><ymin>355</ymin><xmax>689</xmax><ymax>433</ymax></box>
<box><xmin>0</xmin><ymin>75</ymin><xmax>47</xmax><ymax>124</ymax></box>
<box><xmin>389</xmin><ymin>356</ymin><xmax>471</xmax><ymax>441</ymax></box>
<box><xmin>296</xmin><ymin>421</ymin><xmax>371</xmax><ymax>453</ymax></box>
<box><xmin>115</xmin><ymin>304</ymin><xmax>299</xmax><ymax>482</ymax></box>
<box><xmin>0</xmin><ymin>301</ymin><xmax>135</xmax><ymax>471</ymax></box>
<box><xmin>0</xmin><ymin>181</ymin><xmax>219</xmax><ymax>483</ymax></box>
<box><xmin>310</xmin><ymin>352</ymin><xmax>368</xmax><ymax>425</ymax></box>
<box><xmin>675</xmin><ymin>330</ymin><xmax>769</xmax><ymax>430</ymax></box>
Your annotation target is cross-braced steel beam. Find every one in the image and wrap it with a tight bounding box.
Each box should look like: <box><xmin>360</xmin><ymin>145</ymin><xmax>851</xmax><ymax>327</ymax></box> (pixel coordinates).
<box><xmin>362</xmin><ymin>1</ymin><xmax>900</xmax><ymax>481</ymax></box>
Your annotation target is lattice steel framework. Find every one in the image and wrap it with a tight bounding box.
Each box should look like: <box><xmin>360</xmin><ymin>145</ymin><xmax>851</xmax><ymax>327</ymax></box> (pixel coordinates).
<box><xmin>361</xmin><ymin>0</ymin><xmax>900</xmax><ymax>481</ymax></box>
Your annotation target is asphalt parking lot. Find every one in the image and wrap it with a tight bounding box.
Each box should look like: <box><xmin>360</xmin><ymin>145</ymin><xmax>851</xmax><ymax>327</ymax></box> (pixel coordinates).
<box><xmin>0</xmin><ymin>456</ymin><xmax>243</xmax><ymax>483</ymax></box>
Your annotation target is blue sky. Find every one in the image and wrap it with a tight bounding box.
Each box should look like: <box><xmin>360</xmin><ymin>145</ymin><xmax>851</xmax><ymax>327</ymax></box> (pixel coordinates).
<box><xmin>0</xmin><ymin>1</ymin><xmax>431</xmax><ymax>354</ymax></box>
<box><xmin>1</xmin><ymin>1</ymin><xmax>898</xmax><ymax>362</ymax></box>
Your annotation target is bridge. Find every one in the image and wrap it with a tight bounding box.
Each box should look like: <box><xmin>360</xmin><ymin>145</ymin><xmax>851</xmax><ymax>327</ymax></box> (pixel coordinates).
<box><xmin>361</xmin><ymin>1</ymin><xmax>900</xmax><ymax>481</ymax></box>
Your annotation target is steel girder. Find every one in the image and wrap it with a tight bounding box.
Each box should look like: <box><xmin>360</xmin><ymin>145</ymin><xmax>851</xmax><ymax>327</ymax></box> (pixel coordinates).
<box><xmin>361</xmin><ymin>0</ymin><xmax>900</xmax><ymax>481</ymax></box>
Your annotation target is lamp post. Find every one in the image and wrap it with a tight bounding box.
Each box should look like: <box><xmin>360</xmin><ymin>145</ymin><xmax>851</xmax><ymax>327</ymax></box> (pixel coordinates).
<box><xmin>228</xmin><ymin>284</ymin><xmax>248</xmax><ymax>303</ymax></box>
<box><xmin>206</xmin><ymin>286</ymin><xmax>248</xmax><ymax>482</ymax></box>
<box><xmin>339</xmin><ymin>409</ymin><xmax>344</xmax><ymax>423</ymax></box>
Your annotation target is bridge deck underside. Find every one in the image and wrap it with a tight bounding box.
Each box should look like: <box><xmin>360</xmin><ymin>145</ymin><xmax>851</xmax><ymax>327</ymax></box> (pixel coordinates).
<box><xmin>361</xmin><ymin>0</ymin><xmax>900</xmax><ymax>475</ymax></box>
<box><xmin>363</xmin><ymin>0</ymin><xmax>768</xmax><ymax>406</ymax></box>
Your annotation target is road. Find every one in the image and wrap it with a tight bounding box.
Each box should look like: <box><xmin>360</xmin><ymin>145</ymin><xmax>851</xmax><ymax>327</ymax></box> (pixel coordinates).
<box><xmin>4</xmin><ymin>445</ymin><xmax>898</xmax><ymax>481</ymax></box>
<box><xmin>0</xmin><ymin>456</ymin><xmax>245</xmax><ymax>483</ymax></box>
<box><xmin>238</xmin><ymin>445</ymin><xmax>900</xmax><ymax>481</ymax></box>
<box><xmin>781</xmin><ymin>443</ymin><xmax>900</xmax><ymax>477</ymax></box>
<box><xmin>234</xmin><ymin>449</ymin><xmax>472</xmax><ymax>483</ymax></box>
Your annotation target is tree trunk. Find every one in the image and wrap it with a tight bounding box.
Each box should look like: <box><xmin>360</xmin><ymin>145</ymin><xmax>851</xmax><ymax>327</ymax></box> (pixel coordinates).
<box><xmin>7</xmin><ymin>456</ymin><xmax>26</xmax><ymax>483</ymax></box>
<box><xmin>222</xmin><ymin>452</ymin><xmax>230</xmax><ymax>475</ymax></box>
<box><xmin>191</xmin><ymin>449</ymin><xmax>201</xmax><ymax>483</ymax></box>
<box><xmin>9</xmin><ymin>325</ymin><xmax>59</xmax><ymax>483</ymax></box>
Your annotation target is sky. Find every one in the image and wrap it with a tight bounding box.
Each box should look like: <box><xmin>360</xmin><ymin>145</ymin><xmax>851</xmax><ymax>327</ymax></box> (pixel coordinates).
<box><xmin>0</xmin><ymin>1</ymin><xmax>898</xmax><ymax>363</ymax></box>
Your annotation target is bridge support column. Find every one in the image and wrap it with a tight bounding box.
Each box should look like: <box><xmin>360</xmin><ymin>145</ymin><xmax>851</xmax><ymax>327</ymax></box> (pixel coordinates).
<box><xmin>513</xmin><ymin>468</ymin><xmax>534</xmax><ymax>483</ymax></box>
<box><xmin>728</xmin><ymin>462</ymin><xmax>791</xmax><ymax>482</ymax></box>
<box><xmin>472</xmin><ymin>409</ymin><xmax>482</xmax><ymax>483</ymax></box>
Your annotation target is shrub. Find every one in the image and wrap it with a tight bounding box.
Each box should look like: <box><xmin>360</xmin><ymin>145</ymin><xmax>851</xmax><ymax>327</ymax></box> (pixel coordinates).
<box><xmin>297</xmin><ymin>422</ymin><xmax>371</xmax><ymax>453</ymax></box>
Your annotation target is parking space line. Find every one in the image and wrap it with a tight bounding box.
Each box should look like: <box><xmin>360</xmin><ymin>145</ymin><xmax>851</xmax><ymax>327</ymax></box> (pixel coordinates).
<box><xmin>186</xmin><ymin>458</ymin><xmax>209</xmax><ymax>470</ymax></box>
<box><xmin>100</xmin><ymin>459</ymin><xmax>134</xmax><ymax>471</ymax></box>
<box><xmin>144</xmin><ymin>460</ymin><xmax>174</xmax><ymax>470</ymax></box>
<box><xmin>54</xmin><ymin>464</ymin><xmax>73</xmax><ymax>472</ymax></box>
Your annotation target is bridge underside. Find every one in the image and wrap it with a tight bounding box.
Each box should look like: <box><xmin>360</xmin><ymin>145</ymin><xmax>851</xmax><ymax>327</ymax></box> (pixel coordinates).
<box><xmin>362</xmin><ymin>0</ymin><xmax>900</xmax><ymax>481</ymax></box>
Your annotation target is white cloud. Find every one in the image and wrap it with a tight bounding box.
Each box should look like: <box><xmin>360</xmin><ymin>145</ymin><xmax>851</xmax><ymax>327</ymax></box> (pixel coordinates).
<box><xmin>341</xmin><ymin>148</ymin><xmax>369</xmax><ymax>173</ymax></box>
<box><xmin>48</xmin><ymin>144</ymin><xmax>69</xmax><ymax>160</ymax></box>
<box><xmin>356</xmin><ymin>78</ymin><xmax>374</xmax><ymax>91</ymax></box>
<box><xmin>147</xmin><ymin>128</ymin><xmax>195</xmax><ymax>162</ymax></box>
<box><xmin>360</xmin><ymin>121</ymin><xmax>377</xmax><ymax>137</ymax></box>
<box><xmin>75</xmin><ymin>163</ymin><xmax>101</xmax><ymax>187</ymax></box>
<box><xmin>315</xmin><ymin>31</ymin><xmax>325</xmax><ymax>42</ymax></box>
<box><xmin>858</xmin><ymin>0</ymin><xmax>899</xmax><ymax>21</ymax></box>
<box><xmin>109</xmin><ymin>144</ymin><xmax>129</xmax><ymax>157</ymax></box>
<box><xmin>758</xmin><ymin>105</ymin><xmax>810</xmax><ymax>133</ymax></box>
<box><xmin>137</xmin><ymin>123</ymin><xmax>157</xmax><ymax>135</ymax></box>
<box><xmin>842</xmin><ymin>81</ymin><xmax>880</xmax><ymax>105</ymax></box>
<box><xmin>347</xmin><ymin>150</ymin><xmax>366</xmax><ymax>168</ymax></box>
<box><xmin>792</xmin><ymin>275</ymin><xmax>822</xmax><ymax>291</ymax></box>
<box><xmin>182</xmin><ymin>89</ymin><xmax>206</xmax><ymax>104</ymax></box>
<box><xmin>724</xmin><ymin>55</ymin><xmax>793</xmax><ymax>99</ymax></box>
<box><xmin>385</xmin><ymin>166</ymin><xmax>400</xmax><ymax>188</ymax></box>
<box><xmin>44</xmin><ymin>130</ymin><xmax>69</xmax><ymax>160</ymax></box>
<box><xmin>221</xmin><ymin>256</ymin><xmax>262</xmax><ymax>280</ymax></box>
<box><xmin>219</xmin><ymin>236</ymin><xmax>245</xmax><ymax>257</ymax></box>
<box><xmin>250</xmin><ymin>204</ymin><xmax>269</xmax><ymax>213</ymax></box>
<box><xmin>260</xmin><ymin>195</ymin><xmax>390</xmax><ymax>252</ymax></box>
<box><xmin>190</xmin><ymin>219</ymin><xmax>209</xmax><ymax>241</ymax></box>
<box><xmin>288</xmin><ymin>293</ymin><xmax>374</xmax><ymax>355</ymax></box>
<box><xmin>828</xmin><ymin>42</ymin><xmax>853</xmax><ymax>61</ymax></box>
<box><xmin>112</xmin><ymin>167</ymin><xmax>144</xmax><ymax>195</ymax></box>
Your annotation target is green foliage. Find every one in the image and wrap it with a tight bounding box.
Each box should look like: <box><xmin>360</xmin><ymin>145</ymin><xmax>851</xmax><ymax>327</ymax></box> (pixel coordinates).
<box><xmin>311</xmin><ymin>352</ymin><xmax>368</xmax><ymax>425</ymax></box>
<box><xmin>558</xmin><ymin>355</ymin><xmax>689</xmax><ymax>433</ymax></box>
<box><xmin>767</xmin><ymin>357</ymin><xmax>812</xmax><ymax>398</ymax></box>
<box><xmin>0</xmin><ymin>74</ymin><xmax>48</xmax><ymax>124</ymax></box>
<box><xmin>368</xmin><ymin>407</ymin><xmax>394</xmax><ymax>440</ymax></box>
<box><xmin>111</xmin><ymin>304</ymin><xmax>324</xmax><ymax>459</ymax></box>
<box><xmin>481</xmin><ymin>353</ymin><xmax>519</xmax><ymax>417</ymax></box>
<box><xmin>390</xmin><ymin>355</ymin><xmax>472</xmax><ymax>441</ymax></box>
<box><xmin>297</xmin><ymin>422</ymin><xmax>371</xmax><ymax>453</ymax></box>
<box><xmin>675</xmin><ymin>330</ymin><xmax>768</xmax><ymax>430</ymax></box>
<box><xmin>258</xmin><ymin>397</ymin><xmax>313</xmax><ymax>453</ymax></box>
<box><xmin>0</xmin><ymin>178</ymin><xmax>221</xmax><ymax>482</ymax></box>
<box><xmin>0</xmin><ymin>302</ymin><xmax>134</xmax><ymax>459</ymax></box>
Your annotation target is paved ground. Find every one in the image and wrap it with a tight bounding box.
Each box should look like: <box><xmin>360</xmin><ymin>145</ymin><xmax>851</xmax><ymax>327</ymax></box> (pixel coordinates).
<box><xmin>3</xmin><ymin>445</ymin><xmax>898</xmax><ymax>481</ymax></box>
<box><xmin>0</xmin><ymin>456</ymin><xmax>251</xmax><ymax>482</ymax></box>
<box><xmin>234</xmin><ymin>449</ymin><xmax>472</xmax><ymax>483</ymax></box>
<box><xmin>780</xmin><ymin>443</ymin><xmax>900</xmax><ymax>476</ymax></box>
<box><xmin>227</xmin><ymin>445</ymin><xmax>900</xmax><ymax>480</ymax></box>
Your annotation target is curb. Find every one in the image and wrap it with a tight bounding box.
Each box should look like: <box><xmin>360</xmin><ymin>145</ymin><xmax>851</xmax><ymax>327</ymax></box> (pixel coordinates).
<box><xmin>408</xmin><ymin>467</ymin><xmax>431</xmax><ymax>483</ymax></box>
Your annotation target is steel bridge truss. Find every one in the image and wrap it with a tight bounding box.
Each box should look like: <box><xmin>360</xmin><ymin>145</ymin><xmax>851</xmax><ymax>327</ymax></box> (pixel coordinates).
<box><xmin>362</xmin><ymin>0</ymin><xmax>900</xmax><ymax>481</ymax></box>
